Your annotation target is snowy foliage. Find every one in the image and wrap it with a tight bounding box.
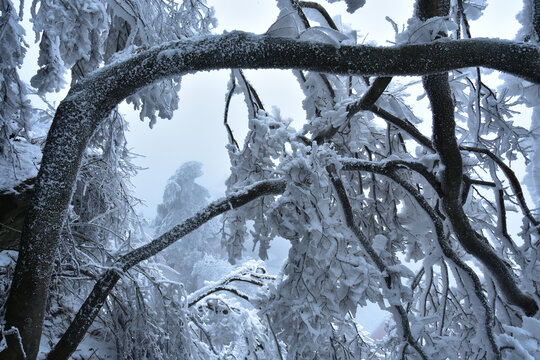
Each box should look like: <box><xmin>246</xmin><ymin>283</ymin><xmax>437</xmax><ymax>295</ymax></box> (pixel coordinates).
<box><xmin>1</xmin><ymin>0</ymin><xmax>540</xmax><ymax>360</ymax></box>
<box><xmin>327</xmin><ymin>0</ymin><xmax>366</xmax><ymax>14</ymax></box>
<box><xmin>0</xmin><ymin>0</ymin><xmax>34</xmax><ymax>158</ymax></box>
<box><xmin>0</xmin><ymin>0</ymin><xmax>216</xmax><ymax>166</ymax></box>
<box><xmin>219</xmin><ymin>2</ymin><xmax>540</xmax><ymax>359</ymax></box>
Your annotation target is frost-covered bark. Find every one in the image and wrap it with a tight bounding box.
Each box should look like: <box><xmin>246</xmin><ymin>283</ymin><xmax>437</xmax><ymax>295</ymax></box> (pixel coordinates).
<box><xmin>413</xmin><ymin>2</ymin><xmax>532</xmax><ymax>358</ymax></box>
<box><xmin>34</xmin><ymin>32</ymin><xmax>540</xmax><ymax>95</ymax></box>
<box><xmin>2</xmin><ymin>89</ymin><xmax>116</xmax><ymax>360</ymax></box>
<box><xmin>424</xmin><ymin>73</ymin><xmax>537</xmax><ymax>317</ymax></box>
<box><xmin>1</xmin><ymin>9</ymin><xmax>540</xmax><ymax>360</ymax></box>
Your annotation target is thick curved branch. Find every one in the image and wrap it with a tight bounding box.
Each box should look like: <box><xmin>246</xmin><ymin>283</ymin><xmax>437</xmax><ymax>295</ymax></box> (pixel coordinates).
<box><xmin>46</xmin><ymin>179</ymin><xmax>286</xmax><ymax>360</ymax></box>
<box><xmin>415</xmin><ymin>3</ymin><xmax>535</xmax><ymax>318</ymax></box>
<box><xmin>72</xmin><ymin>34</ymin><xmax>540</xmax><ymax>107</ymax></box>
<box><xmin>381</xmin><ymin>167</ymin><xmax>500</xmax><ymax>358</ymax></box>
<box><xmin>423</xmin><ymin>74</ymin><xmax>538</xmax><ymax>317</ymax></box>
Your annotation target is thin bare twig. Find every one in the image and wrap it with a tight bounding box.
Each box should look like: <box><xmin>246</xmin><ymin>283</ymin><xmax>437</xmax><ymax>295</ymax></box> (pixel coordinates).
<box><xmin>326</xmin><ymin>164</ymin><xmax>427</xmax><ymax>360</ymax></box>
<box><xmin>224</xmin><ymin>71</ymin><xmax>240</xmax><ymax>150</ymax></box>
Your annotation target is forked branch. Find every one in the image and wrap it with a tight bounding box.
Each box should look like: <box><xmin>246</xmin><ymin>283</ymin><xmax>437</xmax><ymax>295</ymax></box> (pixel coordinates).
<box><xmin>424</xmin><ymin>73</ymin><xmax>538</xmax><ymax>317</ymax></box>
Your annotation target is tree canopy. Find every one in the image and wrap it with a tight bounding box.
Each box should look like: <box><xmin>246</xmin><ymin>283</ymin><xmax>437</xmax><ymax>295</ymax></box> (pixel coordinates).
<box><xmin>1</xmin><ymin>0</ymin><xmax>539</xmax><ymax>359</ymax></box>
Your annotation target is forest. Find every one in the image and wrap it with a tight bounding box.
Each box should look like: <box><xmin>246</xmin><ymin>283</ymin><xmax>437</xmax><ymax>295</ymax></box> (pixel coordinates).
<box><xmin>0</xmin><ymin>0</ymin><xmax>539</xmax><ymax>359</ymax></box>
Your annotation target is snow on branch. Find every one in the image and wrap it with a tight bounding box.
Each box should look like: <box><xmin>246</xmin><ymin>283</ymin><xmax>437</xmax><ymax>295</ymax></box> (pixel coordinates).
<box><xmin>423</xmin><ymin>73</ymin><xmax>538</xmax><ymax>318</ymax></box>
<box><xmin>326</xmin><ymin>164</ymin><xmax>428</xmax><ymax>360</ymax></box>
<box><xmin>187</xmin><ymin>262</ymin><xmax>273</xmax><ymax>307</ymax></box>
<box><xmin>46</xmin><ymin>178</ymin><xmax>286</xmax><ymax>360</ymax></box>
<box><xmin>341</xmin><ymin>139</ymin><xmax>539</xmax><ymax>319</ymax></box>
<box><xmin>314</xmin><ymin>76</ymin><xmax>393</xmax><ymax>143</ymax></box>
<box><xmin>74</xmin><ymin>32</ymin><xmax>540</xmax><ymax>113</ymax></box>
<box><xmin>461</xmin><ymin>145</ymin><xmax>540</xmax><ymax>235</ymax></box>
<box><xmin>19</xmin><ymin>39</ymin><xmax>538</xmax><ymax>360</ymax></box>
<box><xmin>340</xmin><ymin>157</ymin><xmax>442</xmax><ymax>194</ymax></box>
<box><xmin>339</xmin><ymin>158</ymin><xmax>500</xmax><ymax>357</ymax></box>
<box><xmin>19</xmin><ymin>25</ymin><xmax>539</xmax><ymax>352</ymax></box>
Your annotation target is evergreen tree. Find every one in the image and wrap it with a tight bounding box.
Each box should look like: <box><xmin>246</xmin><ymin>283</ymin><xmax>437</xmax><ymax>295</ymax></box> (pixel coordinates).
<box><xmin>154</xmin><ymin>161</ymin><xmax>222</xmax><ymax>292</ymax></box>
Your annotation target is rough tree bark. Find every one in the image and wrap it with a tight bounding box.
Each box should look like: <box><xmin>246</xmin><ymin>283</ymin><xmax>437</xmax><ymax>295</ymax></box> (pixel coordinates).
<box><xmin>2</xmin><ymin>32</ymin><xmax>539</xmax><ymax>359</ymax></box>
<box><xmin>417</xmin><ymin>2</ymin><xmax>525</xmax><ymax>358</ymax></box>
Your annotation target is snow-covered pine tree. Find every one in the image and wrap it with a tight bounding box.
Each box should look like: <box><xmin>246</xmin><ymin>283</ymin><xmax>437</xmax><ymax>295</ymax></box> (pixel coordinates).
<box><xmin>153</xmin><ymin>161</ymin><xmax>222</xmax><ymax>292</ymax></box>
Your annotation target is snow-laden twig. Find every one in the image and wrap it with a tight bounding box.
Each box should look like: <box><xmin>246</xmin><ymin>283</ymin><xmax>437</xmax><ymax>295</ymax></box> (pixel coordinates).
<box><xmin>188</xmin><ymin>285</ymin><xmax>250</xmax><ymax>307</ymax></box>
<box><xmin>46</xmin><ymin>178</ymin><xmax>286</xmax><ymax>360</ymax></box>
<box><xmin>223</xmin><ymin>71</ymin><xmax>240</xmax><ymax>151</ymax></box>
<box><xmin>382</xmin><ymin>166</ymin><xmax>501</xmax><ymax>359</ymax></box>
<box><xmin>339</xmin><ymin>152</ymin><xmax>506</xmax><ymax>357</ymax></box>
<box><xmin>187</xmin><ymin>262</ymin><xmax>271</xmax><ymax>307</ymax></box>
<box><xmin>326</xmin><ymin>163</ymin><xmax>428</xmax><ymax>360</ymax></box>
<box><xmin>461</xmin><ymin>145</ymin><xmax>540</xmax><ymax>236</ymax></box>
<box><xmin>424</xmin><ymin>73</ymin><xmax>538</xmax><ymax>318</ymax></box>
<box><xmin>314</xmin><ymin>76</ymin><xmax>393</xmax><ymax>143</ymax></box>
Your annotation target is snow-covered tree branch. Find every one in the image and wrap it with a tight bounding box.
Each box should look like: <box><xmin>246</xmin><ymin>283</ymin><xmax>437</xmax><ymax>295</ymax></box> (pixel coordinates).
<box><xmin>47</xmin><ymin>178</ymin><xmax>286</xmax><ymax>360</ymax></box>
<box><xmin>1</xmin><ymin>1</ymin><xmax>540</xmax><ymax>359</ymax></box>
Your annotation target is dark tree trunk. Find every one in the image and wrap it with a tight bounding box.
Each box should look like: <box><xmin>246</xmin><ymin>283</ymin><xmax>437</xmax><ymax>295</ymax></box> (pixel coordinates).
<box><xmin>0</xmin><ymin>177</ymin><xmax>34</xmax><ymax>251</ymax></box>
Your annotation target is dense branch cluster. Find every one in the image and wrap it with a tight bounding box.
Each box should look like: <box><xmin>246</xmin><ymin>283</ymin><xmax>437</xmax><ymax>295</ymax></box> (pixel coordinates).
<box><xmin>1</xmin><ymin>0</ymin><xmax>539</xmax><ymax>359</ymax></box>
